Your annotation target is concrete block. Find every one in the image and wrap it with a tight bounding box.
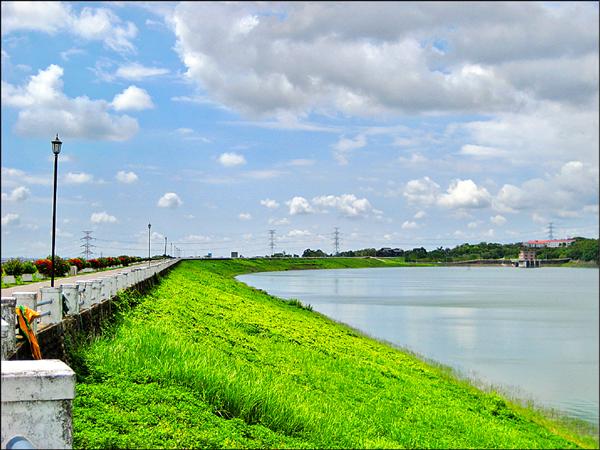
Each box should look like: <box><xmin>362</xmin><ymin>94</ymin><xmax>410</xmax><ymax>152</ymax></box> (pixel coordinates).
<box><xmin>12</xmin><ymin>292</ymin><xmax>37</xmax><ymax>311</ymax></box>
<box><xmin>1</xmin><ymin>297</ymin><xmax>16</xmax><ymax>359</ymax></box>
<box><xmin>1</xmin><ymin>359</ymin><xmax>75</xmax><ymax>449</ymax></box>
<box><xmin>89</xmin><ymin>280</ymin><xmax>102</xmax><ymax>305</ymax></box>
<box><xmin>69</xmin><ymin>266</ymin><xmax>78</xmax><ymax>276</ymax></box>
<box><xmin>38</xmin><ymin>288</ymin><xmax>62</xmax><ymax>327</ymax></box>
<box><xmin>75</xmin><ymin>281</ymin><xmax>93</xmax><ymax>310</ymax></box>
<box><xmin>96</xmin><ymin>278</ymin><xmax>109</xmax><ymax>302</ymax></box>
<box><xmin>21</xmin><ymin>274</ymin><xmax>33</xmax><ymax>282</ymax></box>
<box><xmin>60</xmin><ymin>284</ymin><xmax>79</xmax><ymax>316</ymax></box>
<box><xmin>2</xmin><ymin>275</ymin><xmax>16</xmax><ymax>284</ymax></box>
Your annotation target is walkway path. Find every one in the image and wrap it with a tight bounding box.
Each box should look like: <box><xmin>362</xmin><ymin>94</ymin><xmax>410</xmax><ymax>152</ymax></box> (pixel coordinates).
<box><xmin>1</xmin><ymin>262</ymin><xmax>153</xmax><ymax>297</ymax></box>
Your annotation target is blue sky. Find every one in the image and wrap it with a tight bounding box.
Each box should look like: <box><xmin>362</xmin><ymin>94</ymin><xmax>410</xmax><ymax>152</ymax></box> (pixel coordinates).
<box><xmin>1</xmin><ymin>1</ymin><xmax>598</xmax><ymax>258</ymax></box>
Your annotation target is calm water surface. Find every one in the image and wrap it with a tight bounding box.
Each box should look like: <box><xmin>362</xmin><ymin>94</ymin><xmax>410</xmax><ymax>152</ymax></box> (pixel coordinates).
<box><xmin>237</xmin><ymin>267</ymin><xmax>599</xmax><ymax>424</ymax></box>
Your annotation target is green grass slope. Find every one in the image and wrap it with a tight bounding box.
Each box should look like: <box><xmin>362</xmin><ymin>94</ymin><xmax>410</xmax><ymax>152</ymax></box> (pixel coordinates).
<box><xmin>72</xmin><ymin>258</ymin><xmax>598</xmax><ymax>449</ymax></box>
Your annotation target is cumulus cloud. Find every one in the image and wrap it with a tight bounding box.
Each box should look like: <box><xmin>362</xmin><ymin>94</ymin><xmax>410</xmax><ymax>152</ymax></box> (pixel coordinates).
<box><xmin>490</xmin><ymin>215</ymin><xmax>507</xmax><ymax>226</ymax></box>
<box><xmin>1</xmin><ymin>167</ymin><xmax>50</xmax><ymax>187</ymax></box>
<box><xmin>288</xmin><ymin>229</ymin><xmax>311</xmax><ymax>237</ymax></box>
<box><xmin>1</xmin><ymin>65</ymin><xmax>139</xmax><ymax>140</ymax></box>
<box><xmin>90</xmin><ymin>211</ymin><xmax>117</xmax><ymax>223</ymax></box>
<box><xmin>268</xmin><ymin>217</ymin><xmax>290</xmax><ymax>225</ymax></box>
<box><xmin>1</xmin><ymin>2</ymin><xmax>138</xmax><ymax>53</ymax></box>
<box><xmin>286</xmin><ymin>196</ymin><xmax>314</xmax><ymax>215</ymax></box>
<box><xmin>438</xmin><ymin>179</ymin><xmax>492</xmax><ymax>209</ymax></box>
<box><xmin>184</xmin><ymin>234</ymin><xmax>211</xmax><ymax>243</ymax></box>
<box><xmin>332</xmin><ymin>134</ymin><xmax>366</xmax><ymax>164</ymax></box>
<box><xmin>401</xmin><ymin>221</ymin><xmax>418</xmax><ymax>230</ymax></box>
<box><xmin>218</xmin><ymin>152</ymin><xmax>246</xmax><ymax>167</ymax></box>
<box><xmin>403</xmin><ymin>177</ymin><xmax>440</xmax><ymax>206</ymax></box>
<box><xmin>64</xmin><ymin>172</ymin><xmax>93</xmax><ymax>184</ymax></box>
<box><xmin>414</xmin><ymin>210</ymin><xmax>426</xmax><ymax>219</ymax></box>
<box><xmin>115</xmin><ymin>170</ymin><xmax>138</xmax><ymax>184</ymax></box>
<box><xmin>260</xmin><ymin>198</ymin><xmax>279</xmax><ymax>209</ymax></box>
<box><xmin>312</xmin><ymin>194</ymin><xmax>373</xmax><ymax>217</ymax></box>
<box><xmin>115</xmin><ymin>63</ymin><xmax>169</xmax><ymax>80</ymax></box>
<box><xmin>170</xmin><ymin>2</ymin><xmax>597</xmax><ymax>118</ymax></box>
<box><xmin>1</xmin><ymin>213</ymin><xmax>20</xmax><ymax>226</ymax></box>
<box><xmin>1</xmin><ymin>186</ymin><xmax>30</xmax><ymax>202</ymax></box>
<box><xmin>238</xmin><ymin>212</ymin><xmax>252</xmax><ymax>220</ymax></box>
<box><xmin>157</xmin><ymin>192</ymin><xmax>183</xmax><ymax>208</ymax></box>
<box><xmin>111</xmin><ymin>85</ymin><xmax>154</xmax><ymax>111</ymax></box>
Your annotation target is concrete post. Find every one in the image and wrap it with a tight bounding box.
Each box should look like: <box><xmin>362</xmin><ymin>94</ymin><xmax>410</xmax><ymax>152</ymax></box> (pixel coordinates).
<box><xmin>75</xmin><ymin>281</ymin><xmax>92</xmax><ymax>310</ymax></box>
<box><xmin>1</xmin><ymin>359</ymin><xmax>76</xmax><ymax>449</ymax></box>
<box><xmin>115</xmin><ymin>274</ymin><xmax>125</xmax><ymax>292</ymax></box>
<box><xmin>1</xmin><ymin>319</ymin><xmax>10</xmax><ymax>360</ymax></box>
<box><xmin>0</xmin><ymin>297</ymin><xmax>16</xmax><ymax>359</ymax></box>
<box><xmin>11</xmin><ymin>292</ymin><xmax>37</xmax><ymax>332</ymax></box>
<box><xmin>60</xmin><ymin>284</ymin><xmax>79</xmax><ymax>316</ymax></box>
<box><xmin>89</xmin><ymin>280</ymin><xmax>102</xmax><ymax>306</ymax></box>
<box><xmin>38</xmin><ymin>287</ymin><xmax>62</xmax><ymax>327</ymax></box>
<box><xmin>96</xmin><ymin>278</ymin><xmax>109</xmax><ymax>302</ymax></box>
<box><xmin>12</xmin><ymin>292</ymin><xmax>36</xmax><ymax>311</ymax></box>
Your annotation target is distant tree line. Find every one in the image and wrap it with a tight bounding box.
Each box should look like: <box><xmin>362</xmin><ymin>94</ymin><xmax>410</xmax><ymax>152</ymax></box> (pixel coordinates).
<box><xmin>302</xmin><ymin>237</ymin><xmax>599</xmax><ymax>263</ymax></box>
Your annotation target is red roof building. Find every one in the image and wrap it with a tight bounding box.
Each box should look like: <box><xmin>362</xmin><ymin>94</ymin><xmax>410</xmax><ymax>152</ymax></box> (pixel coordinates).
<box><xmin>525</xmin><ymin>239</ymin><xmax>575</xmax><ymax>248</ymax></box>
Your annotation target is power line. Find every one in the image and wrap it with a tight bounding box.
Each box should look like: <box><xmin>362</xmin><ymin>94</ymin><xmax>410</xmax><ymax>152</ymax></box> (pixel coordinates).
<box><xmin>547</xmin><ymin>222</ymin><xmax>555</xmax><ymax>240</ymax></box>
<box><xmin>80</xmin><ymin>230</ymin><xmax>96</xmax><ymax>259</ymax></box>
<box><xmin>269</xmin><ymin>230</ymin><xmax>275</xmax><ymax>256</ymax></box>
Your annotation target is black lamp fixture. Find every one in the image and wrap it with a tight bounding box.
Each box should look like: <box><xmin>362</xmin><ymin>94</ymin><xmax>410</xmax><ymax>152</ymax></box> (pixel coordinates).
<box><xmin>50</xmin><ymin>134</ymin><xmax>62</xmax><ymax>287</ymax></box>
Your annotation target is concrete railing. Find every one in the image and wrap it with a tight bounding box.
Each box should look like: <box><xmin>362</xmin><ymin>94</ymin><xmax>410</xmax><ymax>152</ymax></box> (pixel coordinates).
<box><xmin>1</xmin><ymin>259</ymin><xmax>179</xmax><ymax>450</ymax></box>
<box><xmin>1</xmin><ymin>259</ymin><xmax>179</xmax><ymax>361</ymax></box>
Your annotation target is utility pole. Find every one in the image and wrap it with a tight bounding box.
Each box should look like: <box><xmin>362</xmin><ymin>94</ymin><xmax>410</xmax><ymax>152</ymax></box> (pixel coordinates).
<box><xmin>547</xmin><ymin>222</ymin><xmax>554</xmax><ymax>240</ymax></box>
<box><xmin>164</xmin><ymin>236</ymin><xmax>167</xmax><ymax>256</ymax></box>
<box><xmin>333</xmin><ymin>227</ymin><xmax>340</xmax><ymax>256</ymax></box>
<box><xmin>80</xmin><ymin>230</ymin><xmax>96</xmax><ymax>259</ymax></box>
<box><xmin>171</xmin><ymin>242</ymin><xmax>173</xmax><ymax>256</ymax></box>
<box><xmin>269</xmin><ymin>230</ymin><xmax>275</xmax><ymax>256</ymax></box>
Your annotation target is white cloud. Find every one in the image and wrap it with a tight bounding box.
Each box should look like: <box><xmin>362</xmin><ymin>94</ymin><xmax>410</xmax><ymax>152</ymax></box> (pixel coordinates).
<box><xmin>467</xmin><ymin>221</ymin><xmax>481</xmax><ymax>229</ymax></box>
<box><xmin>1</xmin><ymin>2</ymin><xmax>138</xmax><ymax>53</ymax></box>
<box><xmin>312</xmin><ymin>194</ymin><xmax>373</xmax><ymax>217</ymax></box>
<box><xmin>90</xmin><ymin>211</ymin><xmax>117</xmax><ymax>223</ymax></box>
<box><xmin>490</xmin><ymin>215</ymin><xmax>507</xmax><ymax>226</ymax></box>
<box><xmin>115</xmin><ymin>63</ymin><xmax>169</xmax><ymax>80</ymax></box>
<box><xmin>157</xmin><ymin>192</ymin><xmax>183</xmax><ymax>208</ymax></box>
<box><xmin>1</xmin><ymin>167</ymin><xmax>50</xmax><ymax>187</ymax></box>
<box><xmin>1</xmin><ymin>65</ymin><xmax>138</xmax><ymax>140</ymax></box>
<box><xmin>115</xmin><ymin>170</ymin><xmax>138</xmax><ymax>184</ymax></box>
<box><xmin>218</xmin><ymin>152</ymin><xmax>246</xmax><ymax>167</ymax></box>
<box><xmin>414</xmin><ymin>210</ymin><xmax>426</xmax><ymax>219</ymax></box>
<box><xmin>112</xmin><ymin>85</ymin><xmax>154</xmax><ymax>111</ymax></box>
<box><xmin>286</xmin><ymin>196</ymin><xmax>314</xmax><ymax>215</ymax></box>
<box><xmin>401</xmin><ymin>221</ymin><xmax>418</xmax><ymax>230</ymax></box>
<box><xmin>437</xmin><ymin>179</ymin><xmax>492</xmax><ymax>209</ymax></box>
<box><xmin>65</xmin><ymin>172</ymin><xmax>93</xmax><ymax>184</ymax></box>
<box><xmin>288</xmin><ymin>229</ymin><xmax>311</xmax><ymax>237</ymax></box>
<box><xmin>268</xmin><ymin>217</ymin><xmax>290</xmax><ymax>225</ymax></box>
<box><xmin>403</xmin><ymin>177</ymin><xmax>440</xmax><ymax>206</ymax></box>
<box><xmin>171</xmin><ymin>2</ymin><xmax>598</xmax><ymax>118</ymax></box>
<box><xmin>260</xmin><ymin>198</ymin><xmax>279</xmax><ymax>209</ymax></box>
<box><xmin>1</xmin><ymin>186</ymin><xmax>30</xmax><ymax>202</ymax></box>
<box><xmin>459</xmin><ymin>144</ymin><xmax>507</xmax><ymax>158</ymax></box>
<box><xmin>184</xmin><ymin>234</ymin><xmax>211</xmax><ymax>243</ymax></box>
<box><xmin>1</xmin><ymin>213</ymin><xmax>20</xmax><ymax>226</ymax></box>
<box><xmin>287</xmin><ymin>158</ymin><xmax>315</xmax><ymax>166</ymax></box>
<box><xmin>238</xmin><ymin>212</ymin><xmax>252</xmax><ymax>220</ymax></box>
<box><xmin>332</xmin><ymin>134</ymin><xmax>366</xmax><ymax>164</ymax></box>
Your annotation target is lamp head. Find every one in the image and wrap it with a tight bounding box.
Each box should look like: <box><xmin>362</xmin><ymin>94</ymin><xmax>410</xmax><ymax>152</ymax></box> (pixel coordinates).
<box><xmin>51</xmin><ymin>134</ymin><xmax>62</xmax><ymax>155</ymax></box>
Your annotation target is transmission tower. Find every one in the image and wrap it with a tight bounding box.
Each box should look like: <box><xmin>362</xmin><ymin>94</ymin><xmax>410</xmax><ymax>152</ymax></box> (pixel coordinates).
<box><xmin>547</xmin><ymin>222</ymin><xmax>555</xmax><ymax>240</ymax></box>
<box><xmin>333</xmin><ymin>227</ymin><xmax>340</xmax><ymax>256</ymax></box>
<box><xmin>80</xmin><ymin>230</ymin><xmax>96</xmax><ymax>259</ymax></box>
<box><xmin>269</xmin><ymin>230</ymin><xmax>275</xmax><ymax>256</ymax></box>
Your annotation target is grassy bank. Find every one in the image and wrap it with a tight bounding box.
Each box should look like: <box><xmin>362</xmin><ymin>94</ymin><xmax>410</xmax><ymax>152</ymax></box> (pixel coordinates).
<box><xmin>71</xmin><ymin>258</ymin><xmax>598</xmax><ymax>449</ymax></box>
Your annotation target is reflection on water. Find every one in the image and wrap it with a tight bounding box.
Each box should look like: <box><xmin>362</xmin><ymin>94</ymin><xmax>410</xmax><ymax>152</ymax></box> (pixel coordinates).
<box><xmin>238</xmin><ymin>267</ymin><xmax>599</xmax><ymax>424</ymax></box>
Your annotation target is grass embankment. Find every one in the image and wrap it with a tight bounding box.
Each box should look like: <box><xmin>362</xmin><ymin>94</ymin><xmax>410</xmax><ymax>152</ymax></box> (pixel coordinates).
<box><xmin>71</xmin><ymin>258</ymin><xmax>598</xmax><ymax>449</ymax></box>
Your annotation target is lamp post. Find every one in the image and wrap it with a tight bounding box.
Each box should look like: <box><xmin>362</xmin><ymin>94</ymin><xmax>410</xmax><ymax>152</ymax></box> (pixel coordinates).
<box><xmin>50</xmin><ymin>134</ymin><xmax>62</xmax><ymax>287</ymax></box>
<box><xmin>164</xmin><ymin>236</ymin><xmax>167</xmax><ymax>257</ymax></box>
<box><xmin>148</xmin><ymin>223</ymin><xmax>151</xmax><ymax>266</ymax></box>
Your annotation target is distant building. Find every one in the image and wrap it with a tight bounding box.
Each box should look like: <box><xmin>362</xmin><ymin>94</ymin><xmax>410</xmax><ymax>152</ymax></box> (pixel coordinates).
<box><xmin>517</xmin><ymin>248</ymin><xmax>539</xmax><ymax>268</ymax></box>
<box><xmin>231</xmin><ymin>251</ymin><xmax>238</xmax><ymax>258</ymax></box>
<box><xmin>525</xmin><ymin>239</ymin><xmax>575</xmax><ymax>248</ymax></box>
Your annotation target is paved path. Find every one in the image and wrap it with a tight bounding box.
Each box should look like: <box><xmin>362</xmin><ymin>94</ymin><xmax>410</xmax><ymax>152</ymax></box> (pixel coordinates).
<box><xmin>1</xmin><ymin>263</ymin><xmax>151</xmax><ymax>297</ymax></box>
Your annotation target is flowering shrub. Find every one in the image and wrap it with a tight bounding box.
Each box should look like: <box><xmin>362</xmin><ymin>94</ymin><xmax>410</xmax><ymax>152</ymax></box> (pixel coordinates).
<box><xmin>68</xmin><ymin>258</ymin><xmax>85</xmax><ymax>271</ymax></box>
<box><xmin>87</xmin><ymin>259</ymin><xmax>103</xmax><ymax>269</ymax></box>
<box><xmin>35</xmin><ymin>259</ymin><xmax>53</xmax><ymax>277</ymax></box>
<box><xmin>106</xmin><ymin>257</ymin><xmax>118</xmax><ymax>267</ymax></box>
<box><xmin>118</xmin><ymin>255</ymin><xmax>130</xmax><ymax>266</ymax></box>
<box><xmin>21</xmin><ymin>261</ymin><xmax>37</xmax><ymax>274</ymax></box>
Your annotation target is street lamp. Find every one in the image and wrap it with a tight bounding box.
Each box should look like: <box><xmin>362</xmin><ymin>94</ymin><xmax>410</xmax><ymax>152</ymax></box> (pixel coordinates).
<box><xmin>148</xmin><ymin>223</ymin><xmax>151</xmax><ymax>266</ymax></box>
<box><xmin>50</xmin><ymin>134</ymin><xmax>62</xmax><ymax>287</ymax></box>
